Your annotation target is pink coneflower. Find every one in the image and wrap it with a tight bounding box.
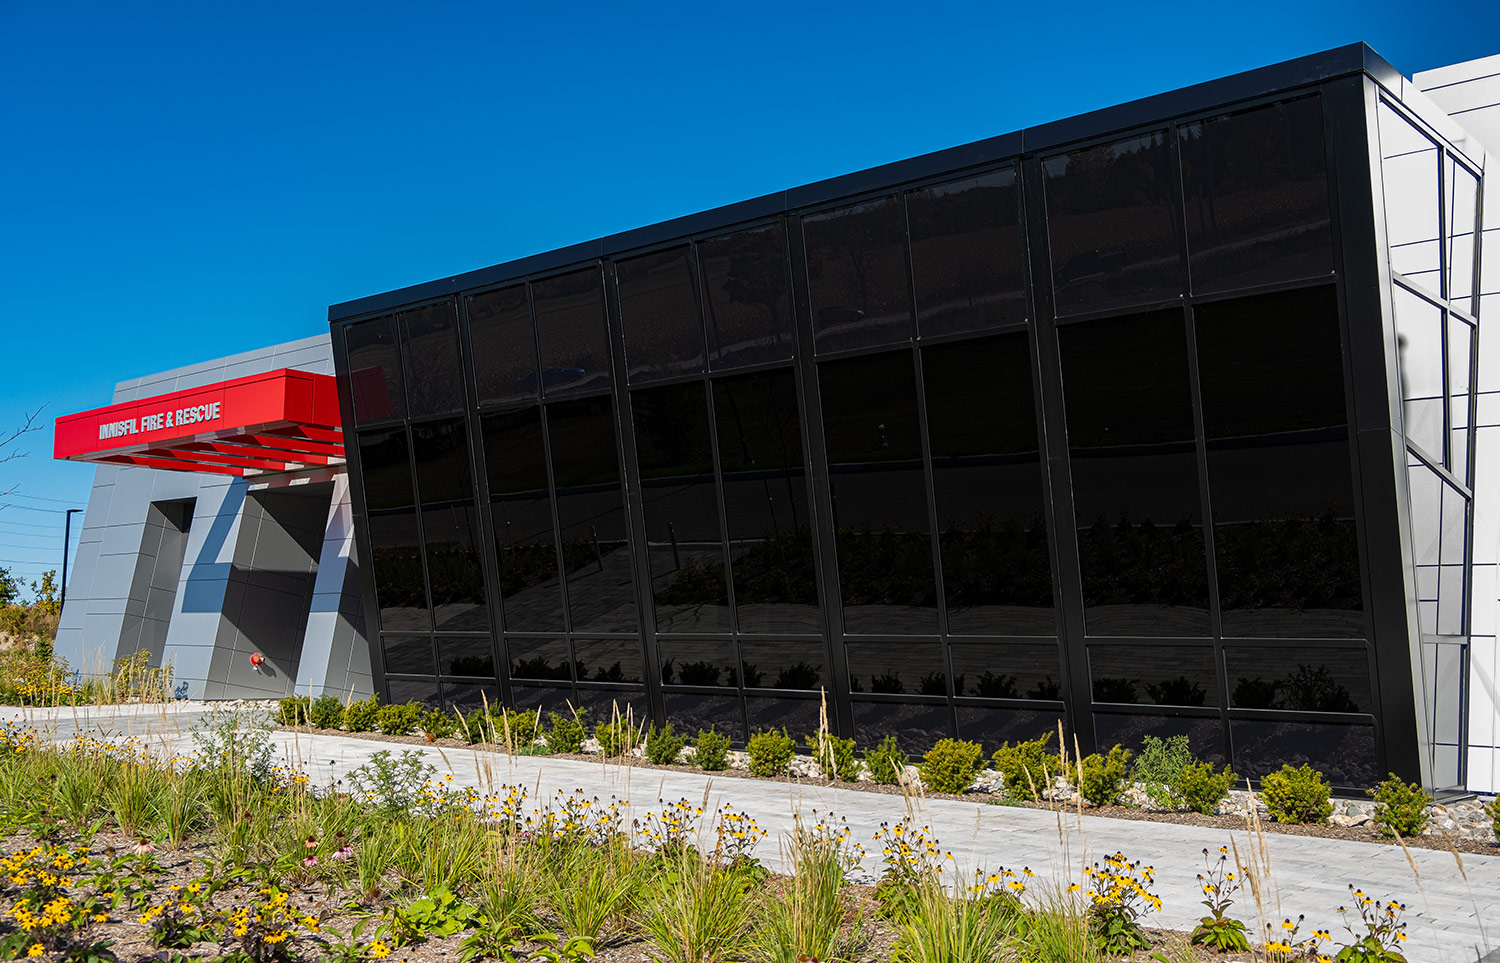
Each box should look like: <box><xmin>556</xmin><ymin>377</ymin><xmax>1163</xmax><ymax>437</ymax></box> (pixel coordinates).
<box><xmin>329</xmin><ymin>845</ymin><xmax>353</xmax><ymax>861</ymax></box>
<box><xmin>303</xmin><ymin>856</ymin><xmax>318</xmax><ymax>868</ymax></box>
<box><xmin>131</xmin><ymin>840</ymin><xmax>154</xmax><ymax>856</ymax></box>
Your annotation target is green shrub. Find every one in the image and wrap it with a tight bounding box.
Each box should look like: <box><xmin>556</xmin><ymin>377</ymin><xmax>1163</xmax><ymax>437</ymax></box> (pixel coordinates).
<box><xmin>920</xmin><ymin>738</ymin><xmax>984</xmax><ymax>794</ymax></box>
<box><xmin>375</xmin><ymin>701</ymin><xmax>422</xmax><ymax>736</ymax></box>
<box><xmin>274</xmin><ymin>695</ymin><xmax>309</xmax><ymax>726</ymax></box>
<box><xmin>746</xmin><ymin>728</ymin><xmax>796</xmax><ymax>777</ymax></box>
<box><xmin>990</xmin><ymin>732</ymin><xmax>1057</xmax><ymax>800</ymax></box>
<box><xmin>455</xmin><ymin>708</ymin><xmax>491</xmax><ymax>743</ymax></box>
<box><xmin>1175</xmin><ymin>761</ymin><xmax>1237</xmax><ymax>815</ymax></box>
<box><xmin>309</xmin><ymin>695</ymin><xmax>344</xmax><ymax>729</ymax></box>
<box><xmin>595</xmin><ymin>717</ymin><xmax>644</xmax><ymax>757</ymax></box>
<box><xmin>863</xmin><ymin>735</ymin><xmax>909</xmax><ymax>786</ymax></box>
<box><xmin>1133</xmin><ymin>734</ymin><xmax>1194</xmax><ymax>808</ymax></box>
<box><xmin>342</xmin><ymin>696</ymin><xmax>381</xmax><ymax>732</ymax></box>
<box><xmin>1487</xmin><ymin>797</ymin><xmax>1500</xmax><ymax>843</ymax></box>
<box><xmin>1368</xmin><ymin>773</ymin><xmax>1431</xmax><ymax>837</ymax></box>
<box><xmin>1260</xmin><ymin>764</ymin><xmax>1333</xmax><ymax>824</ymax></box>
<box><xmin>421</xmin><ymin>708</ymin><xmax>457</xmax><ymax>740</ymax></box>
<box><xmin>806</xmin><ymin>733</ymin><xmax>860</xmax><ymax>781</ymax></box>
<box><xmin>491</xmin><ymin>709</ymin><xmax>540</xmax><ymax>747</ymax></box>
<box><xmin>1077</xmin><ymin>745</ymin><xmax>1132</xmax><ymax>806</ymax></box>
<box><xmin>546</xmin><ymin>709</ymin><xmax>587</xmax><ymax>754</ymax></box>
<box><xmin>693</xmin><ymin>728</ymin><xmax>731</xmax><ymax>771</ymax></box>
<box><xmin>644</xmin><ymin>722</ymin><xmax>687</xmax><ymax>765</ymax></box>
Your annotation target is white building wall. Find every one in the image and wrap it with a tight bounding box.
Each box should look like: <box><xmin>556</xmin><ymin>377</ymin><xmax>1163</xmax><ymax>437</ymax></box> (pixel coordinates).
<box><xmin>1416</xmin><ymin>56</ymin><xmax>1500</xmax><ymax>792</ymax></box>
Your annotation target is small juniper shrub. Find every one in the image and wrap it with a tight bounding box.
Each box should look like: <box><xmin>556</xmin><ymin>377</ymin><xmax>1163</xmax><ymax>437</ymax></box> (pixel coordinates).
<box><xmin>643</xmin><ymin>722</ymin><xmax>687</xmax><ymax>765</ymax></box>
<box><xmin>546</xmin><ymin>708</ymin><xmax>588</xmax><ymax>754</ymax></box>
<box><xmin>454</xmin><ymin>707</ymin><xmax>491</xmax><ymax>744</ymax></box>
<box><xmin>918</xmin><ymin>738</ymin><xmax>984</xmax><ymax>794</ymax></box>
<box><xmin>1368</xmin><ymin>772</ymin><xmax>1431</xmax><ymax>837</ymax></box>
<box><xmin>746</xmin><ymin>727</ymin><xmax>796</xmax><ymax>777</ymax></box>
<box><xmin>990</xmin><ymin>731</ymin><xmax>1057</xmax><ymax>800</ymax></box>
<box><xmin>1175</xmin><ymin>761</ymin><xmax>1237</xmax><ymax>815</ymax></box>
<box><xmin>1077</xmin><ymin>744</ymin><xmax>1132</xmax><ymax>806</ymax></box>
<box><xmin>594</xmin><ymin>714</ymin><xmax>644</xmax><ymax>758</ymax></box>
<box><xmin>1189</xmin><ymin>847</ymin><xmax>1250</xmax><ymax>953</ymax></box>
<box><xmin>419</xmin><ymin>708</ymin><xmax>456</xmax><ymax>740</ymax></box>
<box><xmin>341</xmin><ymin>696</ymin><xmax>381</xmax><ymax>732</ymax></box>
<box><xmin>863</xmin><ymin>734</ymin><xmax>909</xmax><ymax>786</ymax></box>
<box><xmin>273</xmin><ymin>696</ymin><xmax>309</xmax><ymax>726</ymax></box>
<box><xmin>805</xmin><ymin>732</ymin><xmax>860</xmax><ymax>781</ymax></box>
<box><xmin>491</xmin><ymin>708</ymin><xmax>540</xmax><ymax>748</ymax></box>
<box><xmin>1487</xmin><ymin>797</ymin><xmax>1500</xmax><ymax>843</ymax></box>
<box><xmin>308</xmin><ymin>695</ymin><xmax>344</xmax><ymax>729</ymax></box>
<box><xmin>1132</xmin><ymin>734</ymin><xmax>1194</xmax><ymax>808</ymax></box>
<box><xmin>1261</xmin><ymin>763</ymin><xmax>1334</xmax><ymax>824</ymax></box>
<box><xmin>374</xmin><ymin>701</ymin><xmax>422</xmax><ymax>736</ymax></box>
<box><xmin>693</xmin><ymin>728</ymin><xmax>731</xmax><ymax>771</ymax></box>
<box><xmin>1082</xmin><ymin>851</ymin><xmax>1160</xmax><ymax>954</ymax></box>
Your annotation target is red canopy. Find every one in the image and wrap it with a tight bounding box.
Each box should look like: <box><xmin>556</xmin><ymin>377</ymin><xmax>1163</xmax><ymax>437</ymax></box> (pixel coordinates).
<box><xmin>54</xmin><ymin>369</ymin><xmax>345</xmax><ymax>476</ymax></box>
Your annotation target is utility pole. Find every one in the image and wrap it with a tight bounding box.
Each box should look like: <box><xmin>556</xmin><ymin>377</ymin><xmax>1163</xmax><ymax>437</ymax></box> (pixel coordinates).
<box><xmin>60</xmin><ymin>508</ymin><xmax>82</xmax><ymax>612</ymax></box>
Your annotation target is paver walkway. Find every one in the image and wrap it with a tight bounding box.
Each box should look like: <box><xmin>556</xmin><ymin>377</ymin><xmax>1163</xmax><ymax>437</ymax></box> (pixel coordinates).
<box><xmin>10</xmin><ymin>703</ymin><xmax>1498</xmax><ymax>962</ymax></box>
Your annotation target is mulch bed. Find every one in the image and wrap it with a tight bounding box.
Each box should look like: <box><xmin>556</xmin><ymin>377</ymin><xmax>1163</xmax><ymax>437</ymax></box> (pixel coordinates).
<box><xmin>279</xmin><ymin>726</ymin><xmax>1500</xmax><ymax>858</ymax></box>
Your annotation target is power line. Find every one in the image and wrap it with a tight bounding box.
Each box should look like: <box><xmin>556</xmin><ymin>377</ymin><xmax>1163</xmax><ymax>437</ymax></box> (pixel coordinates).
<box><xmin>5</xmin><ymin>493</ymin><xmax>86</xmax><ymax>505</ymax></box>
<box><xmin>0</xmin><ymin>518</ymin><xmax>69</xmax><ymax>530</ymax></box>
<box><xmin>0</xmin><ymin>503</ymin><xmax>77</xmax><ymax>515</ymax></box>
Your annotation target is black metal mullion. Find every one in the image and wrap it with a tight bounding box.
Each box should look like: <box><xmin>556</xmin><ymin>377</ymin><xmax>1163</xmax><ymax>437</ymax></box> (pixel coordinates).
<box><xmin>1020</xmin><ymin>154</ymin><xmax>1095</xmax><ymax>756</ymax></box>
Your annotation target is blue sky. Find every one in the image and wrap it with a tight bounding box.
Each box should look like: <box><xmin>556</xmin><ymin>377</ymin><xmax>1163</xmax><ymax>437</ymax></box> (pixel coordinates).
<box><xmin>1</xmin><ymin>0</ymin><xmax>1496</xmax><ymax>594</ymax></box>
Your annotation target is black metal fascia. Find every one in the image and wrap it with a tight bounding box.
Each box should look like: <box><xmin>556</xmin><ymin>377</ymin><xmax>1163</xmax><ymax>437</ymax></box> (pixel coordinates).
<box><xmin>328</xmin><ymin>43</ymin><xmax>1394</xmax><ymax>324</ymax></box>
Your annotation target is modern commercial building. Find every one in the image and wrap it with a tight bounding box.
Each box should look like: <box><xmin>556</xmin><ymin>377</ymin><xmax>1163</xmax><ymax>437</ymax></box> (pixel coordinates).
<box><xmin>54</xmin><ymin>44</ymin><xmax>1500</xmax><ymax>795</ymax></box>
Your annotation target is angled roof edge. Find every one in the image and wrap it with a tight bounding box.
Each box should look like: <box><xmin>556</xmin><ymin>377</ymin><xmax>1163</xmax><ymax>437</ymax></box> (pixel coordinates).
<box><xmin>330</xmin><ymin>42</ymin><xmax>1392</xmax><ymax>323</ymax></box>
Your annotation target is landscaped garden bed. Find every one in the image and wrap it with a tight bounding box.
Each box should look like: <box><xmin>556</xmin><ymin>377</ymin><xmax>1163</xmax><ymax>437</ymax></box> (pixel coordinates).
<box><xmin>2</xmin><ymin>712</ymin><xmax>1426</xmax><ymax>963</ymax></box>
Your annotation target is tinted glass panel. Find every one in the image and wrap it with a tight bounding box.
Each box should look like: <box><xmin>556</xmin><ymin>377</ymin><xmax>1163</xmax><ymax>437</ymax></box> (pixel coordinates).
<box><xmin>573</xmin><ymin>686</ymin><xmax>649</xmax><ymax>723</ymax></box>
<box><xmin>387</xmin><ymin>677</ymin><xmax>441</xmax><ymax>706</ymax></box>
<box><xmin>1393</xmin><ymin>285</ymin><xmax>1445</xmax><ymax>458</ymax></box>
<box><xmin>1090</xmin><ymin>646</ymin><xmax>1218</xmax><ymax>707</ymax></box>
<box><xmin>908</xmin><ymin>168</ymin><xmax>1026</xmax><ymax>337</ymax></box>
<box><xmin>804</xmin><ymin>196</ymin><xmax>913</xmax><ymax>353</ymax></box>
<box><xmin>948</xmin><ymin>643</ymin><xmax>1064</xmax><ymax>700</ymax></box>
<box><xmin>847</xmin><ymin>642</ymin><xmax>945</xmax><ymax>695</ymax></box>
<box><xmin>1044</xmin><ymin>131</ymin><xmax>1183</xmax><ymax>314</ymax></box>
<box><xmin>548</xmin><ymin>396</ymin><xmax>639</xmax><ymax>632</ymax></box>
<box><xmin>618</xmin><ymin>246</ymin><xmax>704</xmax><ymax>384</ymax></box>
<box><xmin>852</xmin><ymin>700</ymin><xmax>951</xmax><ymax>754</ymax></box>
<box><xmin>819</xmin><ymin>351</ymin><xmax>938</xmax><ymax>634</ymax></box>
<box><xmin>382</xmin><ymin>635</ymin><xmax>435</xmax><ymax>676</ymax></box>
<box><xmin>1059</xmin><ymin>311</ymin><xmax>1210</xmax><ymax>635</ymax></box>
<box><xmin>346</xmin><ymin>316</ymin><xmax>406</xmax><ymax>422</ymax></box>
<box><xmin>437</xmin><ymin>636</ymin><xmax>495</xmax><ymax>678</ymax></box>
<box><xmin>1094</xmin><ymin>713</ymin><xmax>1225</xmax><ymax>764</ymax></box>
<box><xmin>412</xmin><ymin>420</ymin><xmax>487</xmax><ymax>632</ymax></box>
<box><xmin>482</xmin><ymin>407</ymin><xmax>564</xmax><ymax>632</ymax></box>
<box><xmin>508</xmin><ymin>637</ymin><xmax>572</xmax><ymax>681</ymax></box>
<box><xmin>745</xmin><ymin>696</ymin><xmax>821</xmax><ymax>741</ymax></box>
<box><xmin>739</xmin><ymin>641</ymin><xmax>826</xmax><ymax>691</ymax></box>
<box><xmin>1225</xmin><ymin>645</ymin><xmax>1372</xmax><ymax>712</ymax></box>
<box><xmin>923</xmin><ymin>334</ymin><xmax>1054</xmax><ymax>635</ymax></box>
<box><xmin>573</xmin><ymin>639</ymin><xmax>644</xmax><ymax>684</ymax></box>
<box><xmin>1196</xmin><ymin>287</ymin><xmax>1363</xmax><ymax>637</ymax></box>
<box><xmin>357</xmin><ymin>429</ymin><xmax>413</xmax><ymax>511</ymax></box>
<box><xmin>659</xmin><ymin>641</ymin><xmax>737</xmax><ymax>688</ymax></box>
<box><xmin>368</xmin><ymin>511</ymin><xmax>428</xmax><ymax>630</ymax></box>
<box><xmin>469</xmin><ymin>285</ymin><xmax>539</xmax><ymax>407</ymax></box>
<box><xmin>632</xmin><ymin>382</ymin><xmax>730</xmax><ymax>632</ymax></box>
<box><xmin>533</xmin><ymin>267</ymin><xmax>612</xmax><ymax>396</ymax></box>
<box><xmin>955</xmin><ymin>706</ymin><xmax>1065</xmax><ymax>754</ymax></box>
<box><xmin>698</xmin><ymin>223</ymin><xmax>795</xmax><ymax>370</ymax></box>
<box><xmin>1179</xmin><ymin>96</ymin><xmax>1333</xmax><ymax>293</ymax></box>
<box><xmin>400</xmin><ymin>300</ymin><xmax>464</xmax><ymax>416</ymax></box>
<box><xmin>1230</xmin><ymin>718</ymin><xmax>1376</xmax><ymax>786</ymax></box>
<box><xmin>665</xmin><ymin>692</ymin><xmax>745</xmax><ymax>742</ymax></box>
<box><xmin>713</xmin><ymin>369</ymin><xmax>819</xmax><ymax>633</ymax></box>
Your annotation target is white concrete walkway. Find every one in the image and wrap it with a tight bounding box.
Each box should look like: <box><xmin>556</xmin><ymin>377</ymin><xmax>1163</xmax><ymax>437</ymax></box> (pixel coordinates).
<box><xmin>9</xmin><ymin>704</ymin><xmax>1498</xmax><ymax>962</ymax></box>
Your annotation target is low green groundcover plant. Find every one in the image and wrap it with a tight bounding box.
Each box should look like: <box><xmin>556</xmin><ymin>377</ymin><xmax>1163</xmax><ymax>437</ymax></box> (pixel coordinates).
<box><xmin>1368</xmin><ymin>773</ymin><xmax>1431</xmax><ymax>838</ymax></box>
<box><xmin>1261</xmin><ymin>763</ymin><xmax>1334</xmax><ymax>824</ymax></box>
<box><xmin>919</xmin><ymin>738</ymin><xmax>984</xmax><ymax>794</ymax></box>
<box><xmin>693</xmin><ymin>728</ymin><xmax>731</xmax><ymax>771</ymax></box>
<box><xmin>746</xmin><ymin>728</ymin><xmax>796</xmax><ymax>777</ymax></box>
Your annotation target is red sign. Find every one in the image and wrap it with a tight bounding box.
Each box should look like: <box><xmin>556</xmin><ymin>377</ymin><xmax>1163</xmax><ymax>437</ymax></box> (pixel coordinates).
<box><xmin>54</xmin><ymin>369</ymin><xmax>346</xmax><ymax>476</ymax></box>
